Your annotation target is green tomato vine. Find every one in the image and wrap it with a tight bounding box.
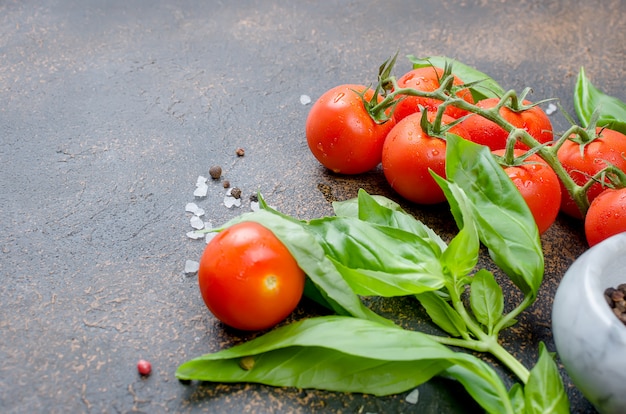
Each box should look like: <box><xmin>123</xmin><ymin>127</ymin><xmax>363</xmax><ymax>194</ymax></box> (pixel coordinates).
<box><xmin>366</xmin><ymin>54</ymin><xmax>626</xmax><ymax>218</ymax></box>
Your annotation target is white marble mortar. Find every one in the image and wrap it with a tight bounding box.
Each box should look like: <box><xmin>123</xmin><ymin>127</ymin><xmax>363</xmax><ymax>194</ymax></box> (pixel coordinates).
<box><xmin>552</xmin><ymin>232</ymin><xmax>626</xmax><ymax>414</ymax></box>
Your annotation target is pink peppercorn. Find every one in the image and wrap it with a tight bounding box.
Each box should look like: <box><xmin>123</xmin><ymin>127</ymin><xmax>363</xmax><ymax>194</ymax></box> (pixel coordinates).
<box><xmin>137</xmin><ymin>359</ymin><xmax>152</xmax><ymax>376</ymax></box>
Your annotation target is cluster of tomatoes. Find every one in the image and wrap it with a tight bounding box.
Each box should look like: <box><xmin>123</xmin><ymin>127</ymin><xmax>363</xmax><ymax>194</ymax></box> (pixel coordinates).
<box><xmin>305</xmin><ymin>65</ymin><xmax>626</xmax><ymax>244</ymax></box>
<box><xmin>194</xmin><ymin>65</ymin><xmax>626</xmax><ymax>333</ymax></box>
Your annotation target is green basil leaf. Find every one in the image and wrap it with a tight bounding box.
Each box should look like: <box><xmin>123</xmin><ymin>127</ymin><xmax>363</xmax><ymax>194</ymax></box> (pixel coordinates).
<box><xmin>333</xmin><ymin>190</ymin><xmax>404</xmax><ymax>218</ymax></box>
<box><xmin>574</xmin><ymin>67</ymin><xmax>626</xmax><ymax>134</ymax></box>
<box><xmin>176</xmin><ymin>316</ymin><xmax>457</xmax><ymax>395</ymax></box>
<box><xmin>469</xmin><ymin>269</ymin><xmax>504</xmax><ymax>333</ymax></box>
<box><xmin>508</xmin><ymin>383</ymin><xmax>526</xmax><ymax>414</ymax></box>
<box><xmin>443</xmin><ymin>134</ymin><xmax>543</xmax><ymax>297</ymax></box>
<box><xmin>524</xmin><ymin>343</ymin><xmax>570</xmax><ymax>414</ymax></box>
<box><xmin>333</xmin><ymin>189</ymin><xmax>402</xmax><ymax>218</ymax></box>
<box><xmin>443</xmin><ymin>353</ymin><xmax>516</xmax><ymax>414</ymax></box>
<box><xmin>220</xmin><ymin>209</ymin><xmax>393</xmax><ymax>326</ymax></box>
<box><xmin>431</xmin><ymin>178</ymin><xmax>480</xmax><ymax>278</ymax></box>
<box><xmin>415</xmin><ymin>291</ymin><xmax>466</xmax><ymax>337</ymax></box>
<box><xmin>334</xmin><ymin>189</ymin><xmax>447</xmax><ymax>253</ymax></box>
<box><xmin>302</xmin><ymin>278</ymin><xmax>334</xmax><ymax>310</ymax></box>
<box><xmin>440</xmin><ymin>219</ymin><xmax>479</xmax><ymax>278</ymax></box>
<box><xmin>407</xmin><ymin>55</ymin><xmax>506</xmax><ymax>101</ymax></box>
<box><xmin>329</xmin><ymin>257</ymin><xmax>444</xmax><ymax>297</ymax></box>
<box><xmin>307</xmin><ymin>216</ymin><xmax>445</xmax><ymax>296</ymax></box>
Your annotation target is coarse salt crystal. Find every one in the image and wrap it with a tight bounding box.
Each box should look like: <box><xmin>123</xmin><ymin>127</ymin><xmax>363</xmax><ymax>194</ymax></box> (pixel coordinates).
<box><xmin>185</xmin><ymin>202</ymin><xmax>199</xmax><ymax>214</ymax></box>
<box><xmin>184</xmin><ymin>260</ymin><xmax>200</xmax><ymax>275</ymax></box>
<box><xmin>194</xmin><ymin>183</ymin><xmax>208</xmax><ymax>198</ymax></box>
<box><xmin>186</xmin><ymin>230</ymin><xmax>205</xmax><ymax>240</ymax></box>
<box><xmin>405</xmin><ymin>388</ymin><xmax>419</xmax><ymax>404</ymax></box>
<box><xmin>300</xmin><ymin>94</ymin><xmax>312</xmax><ymax>105</ymax></box>
<box><xmin>190</xmin><ymin>215</ymin><xmax>204</xmax><ymax>229</ymax></box>
<box><xmin>224</xmin><ymin>195</ymin><xmax>241</xmax><ymax>208</ymax></box>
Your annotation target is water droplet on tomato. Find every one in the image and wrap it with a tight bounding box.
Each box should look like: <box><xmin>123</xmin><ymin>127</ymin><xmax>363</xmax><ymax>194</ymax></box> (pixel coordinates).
<box><xmin>334</xmin><ymin>92</ymin><xmax>345</xmax><ymax>103</ymax></box>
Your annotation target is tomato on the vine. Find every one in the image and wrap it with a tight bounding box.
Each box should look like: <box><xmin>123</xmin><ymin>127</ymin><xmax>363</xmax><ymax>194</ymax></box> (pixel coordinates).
<box><xmin>393</xmin><ymin>66</ymin><xmax>474</xmax><ymax>122</ymax></box>
<box><xmin>493</xmin><ymin>149</ymin><xmax>561</xmax><ymax>234</ymax></box>
<box><xmin>198</xmin><ymin>221</ymin><xmax>305</xmax><ymax>331</ymax></box>
<box><xmin>382</xmin><ymin>111</ymin><xmax>469</xmax><ymax>204</ymax></box>
<box><xmin>305</xmin><ymin>84</ymin><xmax>395</xmax><ymax>174</ymax></box>
<box><xmin>584</xmin><ymin>187</ymin><xmax>626</xmax><ymax>247</ymax></box>
<box><xmin>459</xmin><ymin>98</ymin><xmax>553</xmax><ymax>151</ymax></box>
<box><xmin>557</xmin><ymin>127</ymin><xmax>626</xmax><ymax>219</ymax></box>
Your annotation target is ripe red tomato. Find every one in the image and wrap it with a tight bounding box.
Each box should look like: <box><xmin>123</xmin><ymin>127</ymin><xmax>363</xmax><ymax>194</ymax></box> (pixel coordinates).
<box><xmin>382</xmin><ymin>111</ymin><xmax>469</xmax><ymax>204</ymax></box>
<box><xmin>584</xmin><ymin>187</ymin><xmax>626</xmax><ymax>247</ymax></box>
<box><xmin>557</xmin><ymin>127</ymin><xmax>626</xmax><ymax>219</ymax></box>
<box><xmin>492</xmin><ymin>149</ymin><xmax>561</xmax><ymax>234</ymax></box>
<box><xmin>198</xmin><ymin>221</ymin><xmax>305</xmax><ymax>331</ymax></box>
<box><xmin>394</xmin><ymin>66</ymin><xmax>474</xmax><ymax>122</ymax></box>
<box><xmin>305</xmin><ymin>84</ymin><xmax>396</xmax><ymax>174</ymax></box>
<box><xmin>459</xmin><ymin>98</ymin><xmax>553</xmax><ymax>151</ymax></box>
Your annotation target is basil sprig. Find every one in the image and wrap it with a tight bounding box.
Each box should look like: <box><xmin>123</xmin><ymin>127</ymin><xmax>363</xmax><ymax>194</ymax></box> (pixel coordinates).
<box><xmin>177</xmin><ymin>136</ymin><xmax>568</xmax><ymax>413</ymax></box>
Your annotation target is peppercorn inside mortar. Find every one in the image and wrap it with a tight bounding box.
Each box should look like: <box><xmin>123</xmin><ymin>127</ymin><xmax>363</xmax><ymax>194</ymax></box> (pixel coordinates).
<box><xmin>604</xmin><ymin>284</ymin><xmax>626</xmax><ymax>325</ymax></box>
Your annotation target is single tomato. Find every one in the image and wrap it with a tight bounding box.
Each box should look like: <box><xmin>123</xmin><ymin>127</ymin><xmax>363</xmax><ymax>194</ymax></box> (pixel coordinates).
<box><xmin>492</xmin><ymin>149</ymin><xmax>561</xmax><ymax>234</ymax></box>
<box><xmin>557</xmin><ymin>127</ymin><xmax>626</xmax><ymax>219</ymax></box>
<box><xmin>382</xmin><ymin>111</ymin><xmax>469</xmax><ymax>204</ymax></box>
<box><xmin>394</xmin><ymin>66</ymin><xmax>474</xmax><ymax>121</ymax></box>
<box><xmin>584</xmin><ymin>187</ymin><xmax>626</xmax><ymax>247</ymax></box>
<box><xmin>459</xmin><ymin>98</ymin><xmax>553</xmax><ymax>151</ymax></box>
<box><xmin>198</xmin><ymin>221</ymin><xmax>305</xmax><ymax>331</ymax></box>
<box><xmin>305</xmin><ymin>84</ymin><xmax>395</xmax><ymax>174</ymax></box>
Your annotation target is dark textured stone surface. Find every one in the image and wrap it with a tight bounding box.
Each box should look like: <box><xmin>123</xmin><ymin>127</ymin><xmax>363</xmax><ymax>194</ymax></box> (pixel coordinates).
<box><xmin>1</xmin><ymin>1</ymin><xmax>624</xmax><ymax>412</ymax></box>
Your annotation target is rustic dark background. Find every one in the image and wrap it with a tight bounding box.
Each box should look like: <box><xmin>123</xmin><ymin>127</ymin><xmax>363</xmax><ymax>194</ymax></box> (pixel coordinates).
<box><xmin>2</xmin><ymin>1</ymin><xmax>624</xmax><ymax>412</ymax></box>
